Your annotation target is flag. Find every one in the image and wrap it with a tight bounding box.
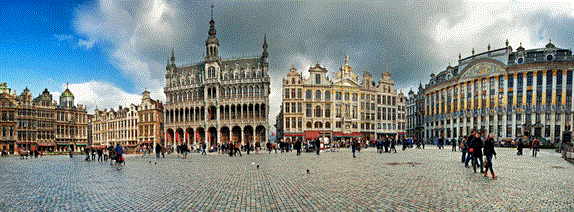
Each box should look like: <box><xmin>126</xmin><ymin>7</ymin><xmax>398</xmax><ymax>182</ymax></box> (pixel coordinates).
<box><xmin>166</xmin><ymin>132</ymin><xmax>169</xmax><ymax>142</ymax></box>
<box><xmin>195</xmin><ymin>131</ymin><xmax>199</xmax><ymax>142</ymax></box>
<box><xmin>185</xmin><ymin>131</ymin><xmax>188</xmax><ymax>143</ymax></box>
<box><xmin>175</xmin><ymin>132</ymin><xmax>178</xmax><ymax>144</ymax></box>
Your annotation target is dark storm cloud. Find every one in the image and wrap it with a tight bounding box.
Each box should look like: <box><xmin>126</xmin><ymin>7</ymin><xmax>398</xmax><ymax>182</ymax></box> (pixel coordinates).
<box><xmin>73</xmin><ymin>0</ymin><xmax>574</xmax><ymax>124</ymax></box>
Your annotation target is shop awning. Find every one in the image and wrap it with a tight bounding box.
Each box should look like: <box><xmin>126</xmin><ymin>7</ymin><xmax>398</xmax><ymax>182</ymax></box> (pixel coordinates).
<box><xmin>37</xmin><ymin>142</ymin><xmax>56</xmax><ymax>147</ymax></box>
<box><xmin>75</xmin><ymin>143</ymin><xmax>88</xmax><ymax>146</ymax></box>
<box><xmin>284</xmin><ymin>133</ymin><xmax>304</xmax><ymax>137</ymax></box>
<box><xmin>334</xmin><ymin>132</ymin><xmax>362</xmax><ymax>137</ymax></box>
<box><xmin>305</xmin><ymin>131</ymin><xmax>320</xmax><ymax>140</ymax></box>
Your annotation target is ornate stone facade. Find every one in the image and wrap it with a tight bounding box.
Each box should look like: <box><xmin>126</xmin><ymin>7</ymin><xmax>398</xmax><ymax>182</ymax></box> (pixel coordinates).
<box><xmin>163</xmin><ymin>10</ymin><xmax>270</xmax><ymax>149</ymax></box>
<box><xmin>90</xmin><ymin>91</ymin><xmax>163</xmax><ymax>150</ymax></box>
<box><xmin>424</xmin><ymin>41</ymin><xmax>574</xmax><ymax>144</ymax></box>
<box><xmin>281</xmin><ymin>56</ymin><xmax>405</xmax><ymax>144</ymax></box>
<box><xmin>0</xmin><ymin>83</ymin><xmax>88</xmax><ymax>153</ymax></box>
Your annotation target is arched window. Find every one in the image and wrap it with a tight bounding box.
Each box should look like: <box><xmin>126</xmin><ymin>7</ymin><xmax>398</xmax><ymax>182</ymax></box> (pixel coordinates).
<box><xmin>325</xmin><ymin>91</ymin><xmax>331</xmax><ymax>100</ymax></box>
<box><xmin>291</xmin><ymin>78</ymin><xmax>295</xmax><ymax>84</ymax></box>
<box><xmin>306</xmin><ymin>90</ymin><xmax>312</xmax><ymax>100</ymax></box>
<box><xmin>315</xmin><ymin>106</ymin><xmax>322</xmax><ymax>117</ymax></box>
<box><xmin>255</xmin><ymin>86</ymin><xmax>260</xmax><ymax>96</ymax></box>
<box><xmin>306</xmin><ymin>122</ymin><xmax>312</xmax><ymax>129</ymax></box>
<box><xmin>208</xmin><ymin>66</ymin><xmax>215</xmax><ymax>78</ymax></box>
<box><xmin>325</xmin><ymin>122</ymin><xmax>331</xmax><ymax>129</ymax></box>
<box><xmin>232</xmin><ymin>87</ymin><xmax>237</xmax><ymax>97</ymax></box>
<box><xmin>315</xmin><ymin>90</ymin><xmax>321</xmax><ymax>100</ymax></box>
<box><xmin>238</xmin><ymin>87</ymin><xmax>242</xmax><ymax>97</ymax></box>
<box><xmin>336</xmin><ymin>92</ymin><xmax>342</xmax><ymax>100</ymax></box>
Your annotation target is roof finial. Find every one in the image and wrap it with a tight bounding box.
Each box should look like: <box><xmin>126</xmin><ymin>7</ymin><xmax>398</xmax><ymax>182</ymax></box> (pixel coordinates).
<box><xmin>520</xmin><ymin>42</ymin><xmax>522</xmax><ymax>47</ymax></box>
<box><xmin>472</xmin><ymin>48</ymin><xmax>475</xmax><ymax>55</ymax></box>
<box><xmin>458</xmin><ymin>53</ymin><xmax>461</xmax><ymax>60</ymax></box>
<box><xmin>345</xmin><ymin>54</ymin><xmax>349</xmax><ymax>65</ymax></box>
<box><xmin>171</xmin><ymin>48</ymin><xmax>175</xmax><ymax>63</ymax></box>
<box><xmin>505</xmin><ymin>39</ymin><xmax>509</xmax><ymax>47</ymax></box>
<box><xmin>549</xmin><ymin>38</ymin><xmax>552</xmax><ymax>43</ymax></box>
<box><xmin>488</xmin><ymin>43</ymin><xmax>491</xmax><ymax>51</ymax></box>
<box><xmin>210</xmin><ymin>3</ymin><xmax>214</xmax><ymax>21</ymax></box>
<box><xmin>66</xmin><ymin>82</ymin><xmax>69</xmax><ymax>89</ymax></box>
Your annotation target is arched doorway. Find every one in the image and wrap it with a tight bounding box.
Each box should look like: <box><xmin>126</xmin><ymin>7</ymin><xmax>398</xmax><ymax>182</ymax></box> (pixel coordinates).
<box><xmin>255</xmin><ymin>125</ymin><xmax>266</xmax><ymax>143</ymax></box>
<box><xmin>176</xmin><ymin>128</ymin><xmax>184</xmax><ymax>145</ymax></box>
<box><xmin>232</xmin><ymin>126</ymin><xmax>242</xmax><ymax>144</ymax></box>
<box><xmin>196</xmin><ymin>127</ymin><xmax>205</xmax><ymax>145</ymax></box>
<box><xmin>244</xmin><ymin>125</ymin><xmax>254</xmax><ymax>144</ymax></box>
<box><xmin>186</xmin><ymin>128</ymin><xmax>194</xmax><ymax>146</ymax></box>
<box><xmin>166</xmin><ymin>129</ymin><xmax>175</xmax><ymax>147</ymax></box>
<box><xmin>208</xmin><ymin>127</ymin><xmax>217</xmax><ymax>146</ymax></box>
<box><xmin>221</xmin><ymin>126</ymin><xmax>230</xmax><ymax>144</ymax></box>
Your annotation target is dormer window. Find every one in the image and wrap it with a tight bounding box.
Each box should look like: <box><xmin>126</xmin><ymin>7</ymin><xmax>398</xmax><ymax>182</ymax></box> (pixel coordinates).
<box><xmin>517</xmin><ymin>57</ymin><xmax>524</xmax><ymax>64</ymax></box>
<box><xmin>315</xmin><ymin>74</ymin><xmax>321</xmax><ymax>84</ymax></box>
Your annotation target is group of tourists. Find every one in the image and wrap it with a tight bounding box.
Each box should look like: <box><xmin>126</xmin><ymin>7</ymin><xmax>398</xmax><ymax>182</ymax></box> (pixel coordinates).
<box><xmin>513</xmin><ymin>137</ymin><xmax>541</xmax><ymax>157</ymax></box>
<box><xmin>376</xmin><ymin>136</ymin><xmax>397</xmax><ymax>154</ymax></box>
<box><xmin>458</xmin><ymin>130</ymin><xmax>497</xmax><ymax>178</ymax></box>
<box><xmin>81</xmin><ymin>145</ymin><xmax>124</xmax><ymax>165</ymax></box>
<box><xmin>18</xmin><ymin>149</ymin><xmax>42</xmax><ymax>159</ymax></box>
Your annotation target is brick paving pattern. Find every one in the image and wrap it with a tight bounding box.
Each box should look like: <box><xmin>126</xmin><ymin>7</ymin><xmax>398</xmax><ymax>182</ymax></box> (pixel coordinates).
<box><xmin>1</xmin><ymin>148</ymin><xmax>573</xmax><ymax>211</ymax></box>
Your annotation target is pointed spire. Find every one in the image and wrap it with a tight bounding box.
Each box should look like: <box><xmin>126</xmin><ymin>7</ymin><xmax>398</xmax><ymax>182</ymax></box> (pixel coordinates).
<box><xmin>208</xmin><ymin>4</ymin><xmax>216</xmax><ymax>36</ymax></box>
<box><xmin>262</xmin><ymin>34</ymin><xmax>268</xmax><ymax>59</ymax></box>
<box><xmin>170</xmin><ymin>48</ymin><xmax>175</xmax><ymax>63</ymax></box>
<box><xmin>345</xmin><ymin>54</ymin><xmax>349</xmax><ymax>65</ymax></box>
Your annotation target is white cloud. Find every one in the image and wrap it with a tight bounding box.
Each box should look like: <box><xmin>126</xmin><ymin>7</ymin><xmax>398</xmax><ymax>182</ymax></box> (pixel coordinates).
<box><xmin>54</xmin><ymin>34</ymin><xmax>74</xmax><ymax>42</ymax></box>
<box><xmin>78</xmin><ymin>38</ymin><xmax>97</xmax><ymax>49</ymax></box>
<box><xmin>57</xmin><ymin>81</ymin><xmax>142</xmax><ymax>113</ymax></box>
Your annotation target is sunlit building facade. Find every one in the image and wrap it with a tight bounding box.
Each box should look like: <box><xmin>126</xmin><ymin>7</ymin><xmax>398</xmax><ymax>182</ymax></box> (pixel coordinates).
<box><xmin>281</xmin><ymin>56</ymin><xmax>404</xmax><ymax>144</ymax></box>
<box><xmin>163</xmin><ymin>11</ymin><xmax>270</xmax><ymax>149</ymax></box>
<box><xmin>424</xmin><ymin>41</ymin><xmax>574</xmax><ymax>143</ymax></box>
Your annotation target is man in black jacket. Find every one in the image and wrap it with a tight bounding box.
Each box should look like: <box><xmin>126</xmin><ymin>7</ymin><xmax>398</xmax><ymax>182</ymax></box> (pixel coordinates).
<box><xmin>470</xmin><ymin>130</ymin><xmax>484</xmax><ymax>173</ymax></box>
<box><xmin>315</xmin><ymin>138</ymin><xmax>321</xmax><ymax>155</ymax></box>
<box><xmin>295</xmin><ymin>139</ymin><xmax>302</xmax><ymax>156</ymax></box>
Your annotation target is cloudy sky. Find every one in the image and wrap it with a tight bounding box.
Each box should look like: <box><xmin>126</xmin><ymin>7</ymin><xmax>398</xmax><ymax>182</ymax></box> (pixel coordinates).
<box><xmin>2</xmin><ymin>0</ymin><xmax>574</xmax><ymax>131</ymax></box>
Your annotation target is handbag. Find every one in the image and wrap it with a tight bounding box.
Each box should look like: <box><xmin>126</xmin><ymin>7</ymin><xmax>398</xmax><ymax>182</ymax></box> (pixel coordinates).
<box><xmin>469</xmin><ymin>148</ymin><xmax>474</xmax><ymax>153</ymax></box>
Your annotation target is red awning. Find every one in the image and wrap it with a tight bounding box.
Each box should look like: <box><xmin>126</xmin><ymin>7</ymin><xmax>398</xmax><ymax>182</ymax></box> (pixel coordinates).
<box><xmin>334</xmin><ymin>132</ymin><xmax>362</xmax><ymax>137</ymax></box>
<box><xmin>37</xmin><ymin>142</ymin><xmax>56</xmax><ymax>147</ymax></box>
<box><xmin>305</xmin><ymin>131</ymin><xmax>320</xmax><ymax>139</ymax></box>
<box><xmin>284</xmin><ymin>134</ymin><xmax>304</xmax><ymax>137</ymax></box>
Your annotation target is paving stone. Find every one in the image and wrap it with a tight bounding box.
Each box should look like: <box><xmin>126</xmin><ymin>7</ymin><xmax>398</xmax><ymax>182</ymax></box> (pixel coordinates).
<box><xmin>0</xmin><ymin>148</ymin><xmax>573</xmax><ymax>211</ymax></box>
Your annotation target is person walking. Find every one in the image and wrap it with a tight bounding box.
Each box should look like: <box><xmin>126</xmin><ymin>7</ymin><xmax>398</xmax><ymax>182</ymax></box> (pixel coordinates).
<box><xmin>295</xmin><ymin>139</ymin><xmax>302</xmax><ymax>156</ymax></box>
<box><xmin>267</xmin><ymin>141</ymin><xmax>272</xmax><ymax>154</ymax></box>
<box><xmin>234</xmin><ymin>142</ymin><xmax>242</xmax><ymax>156</ymax></box>
<box><xmin>97</xmin><ymin>148</ymin><xmax>103</xmax><ymax>162</ymax></box>
<box><xmin>84</xmin><ymin>147</ymin><xmax>90</xmax><ymax>161</ymax></box>
<box><xmin>470</xmin><ymin>131</ymin><xmax>484</xmax><ymax>173</ymax></box>
<box><xmin>517</xmin><ymin>138</ymin><xmax>524</xmax><ymax>156</ymax></box>
<box><xmin>530</xmin><ymin>138</ymin><xmax>539</xmax><ymax>157</ymax></box>
<box><xmin>91</xmin><ymin>148</ymin><xmax>96</xmax><ymax>161</ymax></box>
<box><xmin>451</xmin><ymin>138</ymin><xmax>457</xmax><ymax>152</ymax></box>
<box><xmin>483</xmin><ymin>133</ymin><xmax>497</xmax><ymax>178</ymax></box>
<box><xmin>183</xmin><ymin>143</ymin><xmax>189</xmax><ymax>158</ymax></box>
<box><xmin>464</xmin><ymin>134</ymin><xmax>472</xmax><ymax>167</ymax></box>
<box><xmin>201</xmin><ymin>142</ymin><xmax>207</xmax><ymax>155</ymax></box>
<box><xmin>155</xmin><ymin>144</ymin><xmax>162</xmax><ymax>158</ymax></box>
<box><xmin>460</xmin><ymin>136</ymin><xmax>468</xmax><ymax>163</ymax></box>
<box><xmin>390</xmin><ymin>138</ymin><xmax>397</xmax><ymax>153</ymax></box>
<box><xmin>351</xmin><ymin>138</ymin><xmax>358</xmax><ymax>158</ymax></box>
<box><xmin>246</xmin><ymin>141</ymin><xmax>251</xmax><ymax>155</ymax></box>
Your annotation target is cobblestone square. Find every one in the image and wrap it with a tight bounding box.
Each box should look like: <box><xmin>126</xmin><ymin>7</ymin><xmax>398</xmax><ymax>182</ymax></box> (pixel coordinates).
<box><xmin>1</xmin><ymin>148</ymin><xmax>573</xmax><ymax>211</ymax></box>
